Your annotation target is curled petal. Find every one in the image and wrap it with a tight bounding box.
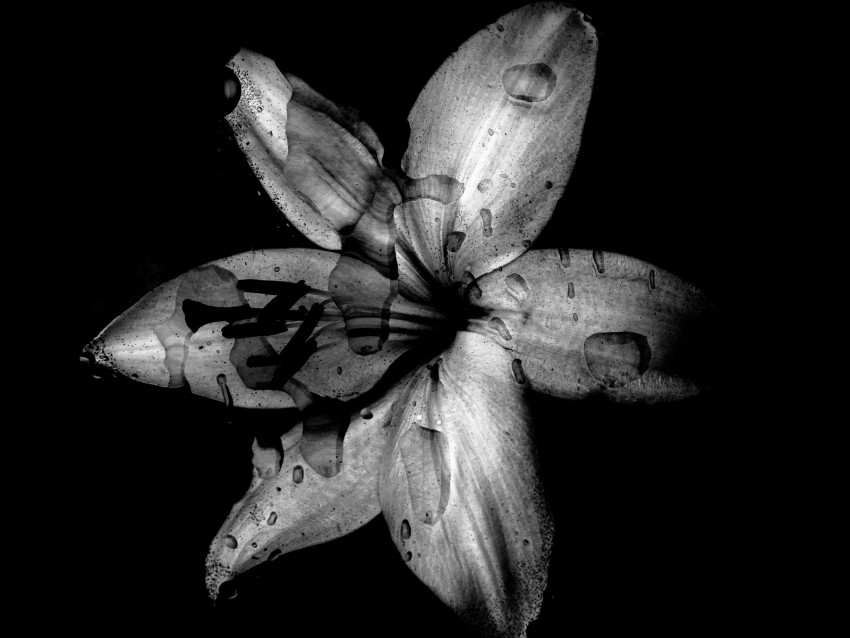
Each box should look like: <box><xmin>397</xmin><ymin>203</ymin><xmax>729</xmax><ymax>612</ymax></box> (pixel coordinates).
<box><xmin>227</xmin><ymin>50</ymin><xmax>389</xmax><ymax>250</ymax></box>
<box><xmin>469</xmin><ymin>249</ymin><xmax>717</xmax><ymax>402</ymax></box>
<box><xmin>329</xmin><ymin>176</ymin><xmax>452</xmax><ymax>353</ymax></box>
<box><xmin>380</xmin><ymin>331</ymin><xmax>552</xmax><ymax>638</ymax></box>
<box><xmin>399</xmin><ymin>3</ymin><xmax>597</xmax><ymax>281</ymax></box>
<box><xmin>206</xmin><ymin>392</ymin><xmax>398</xmax><ymax>600</ymax></box>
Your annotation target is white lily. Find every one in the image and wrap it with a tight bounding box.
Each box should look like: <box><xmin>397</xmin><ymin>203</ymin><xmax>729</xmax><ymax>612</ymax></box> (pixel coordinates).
<box><xmin>84</xmin><ymin>4</ymin><xmax>716</xmax><ymax>636</ymax></box>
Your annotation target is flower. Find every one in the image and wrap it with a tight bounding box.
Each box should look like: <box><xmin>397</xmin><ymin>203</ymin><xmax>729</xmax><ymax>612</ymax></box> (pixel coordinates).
<box><xmin>83</xmin><ymin>4</ymin><xmax>715</xmax><ymax>637</ymax></box>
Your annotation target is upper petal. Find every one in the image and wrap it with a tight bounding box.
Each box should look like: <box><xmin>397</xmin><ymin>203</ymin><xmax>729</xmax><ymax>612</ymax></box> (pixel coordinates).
<box><xmin>84</xmin><ymin>248</ymin><xmax>420</xmax><ymax>409</ymax></box>
<box><xmin>399</xmin><ymin>3</ymin><xmax>597</xmax><ymax>281</ymax></box>
<box><xmin>379</xmin><ymin>331</ymin><xmax>552</xmax><ymax>638</ymax></box>
<box><xmin>226</xmin><ymin>50</ymin><xmax>389</xmax><ymax>250</ymax></box>
<box><xmin>468</xmin><ymin>248</ymin><xmax>717</xmax><ymax>402</ymax></box>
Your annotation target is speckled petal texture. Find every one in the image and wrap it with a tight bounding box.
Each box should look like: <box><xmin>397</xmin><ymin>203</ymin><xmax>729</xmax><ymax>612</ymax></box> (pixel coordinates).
<box><xmin>206</xmin><ymin>390</ymin><xmax>402</xmax><ymax>599</ymax></box>
<box><xmin>469</xmin><ymin>248</ymin><xmax>716</xmax><ymax>402</ymax></box>
<box><xmin>379</xmin><ymin>331</ymin><xmax>552</xmax><ymax>638</ymax></box>
<box><xmin>398</xmin><ymin>3</ymin><xmax>597</xmax><ymax>283</ymax></box>
<box><xmin>227</xmin><ymin>50</ymin><xmax>388</xmax><ymax>250</ymax></box>
<box><xmin>85</xmin><ymin>249</ymin><xmax>421</xmax><ymax>409</ymax></box>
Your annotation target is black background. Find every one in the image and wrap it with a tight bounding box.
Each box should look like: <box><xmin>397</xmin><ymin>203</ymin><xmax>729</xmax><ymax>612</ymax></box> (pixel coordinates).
<box><xmin>71</xmin><ymin>2</ymin><xmax>753</xmax><ymax>635</ymax></box>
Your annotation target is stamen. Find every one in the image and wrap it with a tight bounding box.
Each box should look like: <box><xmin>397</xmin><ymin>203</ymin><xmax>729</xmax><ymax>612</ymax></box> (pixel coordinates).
<box><xmin>221</xmin><ymin>321</ymin><xmax>288</xmax><ymax>339</ymax></box>
<box><xmin>182</xmin><ymin>300</ymin><xmax>255</xmax><ymax>333</ymax></box>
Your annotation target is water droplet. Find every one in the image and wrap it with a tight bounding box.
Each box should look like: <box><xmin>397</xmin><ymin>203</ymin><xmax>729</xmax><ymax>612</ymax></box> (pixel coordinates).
<box><xmin>505</xmin><ymin>273</ymin><xmax>530</xmax><ymax>303</ymax></box>
<box><xmin>479</xmin><ymin>208</ymin><xmax>493</xmax><ymax>237</ymax></box>
<box><xmin>401</xmin><ymin>519</ymin><xmax>411</xmax><ymax>539</ymax></box>
<box><xmin>267</xmin><ymin>512</ymin><xmax>278</xmax><ymax>525</ymax></box>
<box><xmin>545</xmin><ymin>180</ymin><xmax>553</xmax><ymax>189</ymax></box>
<box><xmin>224</xmin><ymin>535</ymin><xmax>237</xmax><ymax>549</ymax></box>
<box><xmin>584</xmin><ymin>332</ymin><xmax>652</xmax><ymax>388</ymax></box>
<box><xmin>502</xmin><ymin>63</ymin><xmax>557</xmax><ymax>102</ymax></box>
<box><xmin>488</xmin><ymin>128</ymin><xmax>495</xmax><ymax>135</ymax></box>
<box><xmin>269</xmin><ymin>548</ymin><xmax>282</xmax><ymax>561</ymax></box>
<box><xmin>360</xmin><ymin>408</ymin><xmax>373</xmax><ymax>419</ymax></box>
<box><xmin>568</xmin><ymin>282</ymin><xmax>575</xmax><ymax>299</ymax></box>
<box><xmin>573</xmin><ymin>312</ymin><xmax>578</xmax><ymax>322</ymax></box>
<box><xmin>273</xmin><ymin>266</ymin><xmax>280</xmax><ymax>272</ymax></box>
<box><xmin>488</xmin><ymin>317</ymin><xmax>513</xmax><ymax>341</ymax></box>
<box><xmin>216</xmin><ymin>374</ymin><xmax>233</xmax><ymax>408</ymax></box>
<box><xmin>558</xmin><ymin>247</ymin><xmax>571</xmax><ymax>268</ymax></box>
<box><xmin>477</xmin><ymin>179</ymin><xmax>493</xmax><ymax>193</ymax></box>
<box><xmin>649</xmin><ymin>269</ymin><xmax>656</xmax><ymax>289</ymax></box>
<box><xmin>446</xmin><ymin>232</ymin><xmax>466</xmax><ymax>253</ymax></box>
<box><xmin>404</xmin><ymin>551</ymin><xmax>413</xmax><ymax>562</ymax></box>
<box><xmin>337</xmin><ymin>366</ymin><xmax>342</xmax><ymax>375</ymax></box>
<box><xmin>511</xmin><ymin>359</ymin><xmax>527</xmax><ymax>384</ymax></box>
<box><xmin>461</xmin><ymin>270</ymin><xmax>482</xmax><ymax>301</ymax></box>
<box><xmin>592</xmin><ymin>249</ymin><xmax>605</xmax><ymax>274</ymax></box>
<box><xmin>293</xmin><ymin>465</ymin><xmax>304</xmax><ymax>484</ymax></box>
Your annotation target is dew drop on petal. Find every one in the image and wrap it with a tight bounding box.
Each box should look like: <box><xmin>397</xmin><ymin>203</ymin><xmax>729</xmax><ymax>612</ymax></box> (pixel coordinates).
<box><xmin>584</xmin><ymin>332</ymin><xmax>652</xmax><ymax>388</ymax></box>
<box><xmin>545</xmin><ymin>180</ymin><xmax>553</xmax><ymax>189</ymax></box>
<box><xmin>446</xmin><ymin>232</ymin><xmax>466</xmax><ymax>253</ymax></box>
<box><xmin>502</xmin><ymin>63</ymin><xmax>557</xmax><ymax>102</ymax></box>
<box><xmin>401</xmin><ymin>519</ymin><xmax>411</xmax><ymax>539</ymax></box>
<box><xmin>592</xmin><ymin>249</ymin><xmax>605</xmax><ymax>274</ymax></box>
<box><xmin>216</xmin><ymin>374</ymin><xmax>233</xmax><ymax>408</ymax></box>
<box><xmin>360</xmin><ymin>408</ymin><xmax>373</xmax><ymax>419</ymax></box>
<box><xmin>479</xmin><ymin>208</ymin><xmax>493</xmax><ymax>237</ymax></box>
<box><xmin>573</xmin><ymin>312</ymin><xmax>579</xmax><ymax>322</ymax></box>
<box><xmin>505</xmin><ymin>273</ymin><xmax>530</xmax><ymax>303</ymax></box>
<box><xmin>477</xmin><ymin>179</ymin><xmax>493</xmax><ymax>193</ymax></box>
<box><xmin>404</xmin><ymin>551</ymin><xmax>413</xmax><ymax>562</ymax></box>
<box><xmin>488</xmin><ymin>317</ymin><xmax>513</xmax><ymax>341</ymax></box>
<box><xmin>224</xmin><ymin>535</ymin><xmax>237</xmax><ymax>549</ymax></box>
<box><xmin>293</xmin><ymin>465</ymin><xmax>304</xmax><ymax>484</ymax></box>
<box><xmin>267</xmin><ymin>512</ymin><xmax>278</xmax><ymax>525</ymax></box>
<box><xmin>511</xmin><ymin>359</ymin><xmax>527</xmax><ymax>384</ymax></box>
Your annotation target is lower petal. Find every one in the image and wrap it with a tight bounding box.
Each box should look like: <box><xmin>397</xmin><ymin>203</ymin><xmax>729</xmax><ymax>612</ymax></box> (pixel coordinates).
<box><xmin>205</xmin><ymin>389</ymin><xmax>400</xmax><ymax>599</ymax></box>
<box><xmin>468</xmin><ymin>248</ymin><xmax>717</xmax><ymax>402</ymax></box>
<box><xmin>379</xmin><ymin>331</ymin><xmax>552</xmax><ymax>638</ymax></box>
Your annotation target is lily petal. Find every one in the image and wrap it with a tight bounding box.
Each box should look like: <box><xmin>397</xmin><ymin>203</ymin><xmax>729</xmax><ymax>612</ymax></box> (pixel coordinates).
<box><xmin>469</xmin><ymin>248</ymin><xmax>717</xmax><ymax>402</ymax></box>
<box><xmin>380</xmin><ymin>331</ymin><xmax>552</xmax><ymax>638</ymax></box>
<box><xmin>329</xmin><ymin>174</ymin><xmax>453</xmax><ymax>353</ymax></box>
<box><xmin>398</xmin><ymin>3</ymin><xmax>597</xmax><ymax>281</ymax></box>
<box><xmin>227</xmin><ymin>50</ymin><xmax>390</xmax><ymax>250</ymax></box>
<box><xmin>206</xmin><ymin>391</ymin><xmax>397</xmax><ymax>600</ymax></box>
<box><xmin>84</xmin><ymin>248</ymin><xmax>421</xmax><ymax>408</ymax></box>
